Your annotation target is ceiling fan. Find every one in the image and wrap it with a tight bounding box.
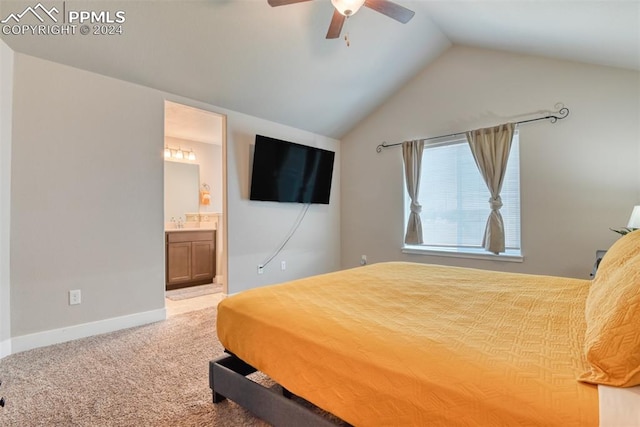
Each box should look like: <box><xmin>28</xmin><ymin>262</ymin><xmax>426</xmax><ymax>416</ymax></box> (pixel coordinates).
<box><xmin>267</xmin><ymin>0</ymin><xmax>415</xmax><ymax>39</ymax></box>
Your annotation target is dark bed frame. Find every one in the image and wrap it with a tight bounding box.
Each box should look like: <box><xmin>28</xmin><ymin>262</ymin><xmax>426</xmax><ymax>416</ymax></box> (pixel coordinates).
<box><xmin>209</xmin><ymin>353</ymin><xmax>341</xmax><ymax>427</ymax></box>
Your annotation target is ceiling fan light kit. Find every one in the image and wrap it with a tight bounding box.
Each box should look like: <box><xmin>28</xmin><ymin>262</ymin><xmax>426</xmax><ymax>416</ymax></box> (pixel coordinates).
<box><xmin>268</xmin><ymin>0</ymin><xmax>415</xmax><ymax>40</ymax></box>
<box><xmin>331</xmin><ymin>0</ymin><xmax>366</xmax><ymax>16</ymax></box>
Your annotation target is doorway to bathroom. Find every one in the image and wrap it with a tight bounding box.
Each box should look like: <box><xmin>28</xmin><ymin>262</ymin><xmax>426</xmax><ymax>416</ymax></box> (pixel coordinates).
<box><xmin>163</xmin><ymin>100</ymin><xmax>227</xmax><ymax>304</ymax></box>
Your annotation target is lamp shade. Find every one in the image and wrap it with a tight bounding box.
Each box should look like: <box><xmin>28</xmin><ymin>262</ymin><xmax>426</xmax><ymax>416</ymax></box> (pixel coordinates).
<box><xmin>331</xmin><ymin>0</ymin><xmax>366</xmax><ymax>16</ymax></box>
<box><xmin>627</xmin><ymin>206</ymin><xmax>640</xmax><ymax>228</ymax></box>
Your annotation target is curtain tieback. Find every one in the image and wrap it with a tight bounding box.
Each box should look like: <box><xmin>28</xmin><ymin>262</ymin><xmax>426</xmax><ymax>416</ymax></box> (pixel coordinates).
<box><xmin>410</xmin><ymin>202</ymin><xmax>422</xmax><ymax>214</ymax></box>
<box><xmin>489</xmin><ymin>196</ymin><xmax>503</xmax><ymax>210</ymax></box>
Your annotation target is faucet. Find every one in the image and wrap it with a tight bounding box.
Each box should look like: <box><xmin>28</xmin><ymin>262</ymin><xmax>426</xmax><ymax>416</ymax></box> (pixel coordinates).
<box><xmin>170</xmin><ymin>217</ymin><xmax>182</xmax><ymax>229</ymax></box>
<box><xmin>170</xmin><ymin>217</ymin><xmax>184</xmax><ymax>229</ymax></box>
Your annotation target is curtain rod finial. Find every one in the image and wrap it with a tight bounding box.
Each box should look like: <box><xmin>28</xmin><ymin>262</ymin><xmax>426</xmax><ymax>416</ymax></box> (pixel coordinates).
<box><xmin>550</xmin><ymin>107</ymin><xmax>569</xmax><ymax>123</ymax></box>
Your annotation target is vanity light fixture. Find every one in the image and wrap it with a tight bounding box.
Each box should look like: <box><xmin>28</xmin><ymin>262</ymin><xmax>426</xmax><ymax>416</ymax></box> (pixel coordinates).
<box><xmin>164</xmin><ymin>146</ymin><xmax>197</xmax><ymax>161</ymax></box>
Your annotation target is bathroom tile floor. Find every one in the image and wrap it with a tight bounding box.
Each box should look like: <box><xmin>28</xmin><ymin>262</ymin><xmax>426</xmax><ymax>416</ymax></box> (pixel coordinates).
<box><xmin>165</xmin><ymin>291</ymin><xmax>224</xmax><ymax>317</ymax></box>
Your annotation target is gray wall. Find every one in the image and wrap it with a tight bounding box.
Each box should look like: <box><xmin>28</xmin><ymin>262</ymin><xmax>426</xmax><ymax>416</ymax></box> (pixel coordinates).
<box><xmin>11</xmin><ymin>53</ymin><xmax>166</xmax><ymax>338</ymax></box>
<box><xmin>225</xmin><ymin>112</ymin><xmax>341</xmax><ymax>293</ymax></box>
<box><xmin>6</xmin><ymin>50</ymin><xmax>341</xmax><ymax>349</ymax></box>
<box><xmin>341</xmin><ymin>46</ymin><xmax>640</xmax><ymax>279</ymax></box>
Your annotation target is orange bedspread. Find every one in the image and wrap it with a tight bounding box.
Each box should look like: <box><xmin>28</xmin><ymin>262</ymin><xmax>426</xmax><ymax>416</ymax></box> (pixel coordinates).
<box><xmin>217</xmin><ymin>262</ymin><xmax>598</xmax><ymax>426</ymax></box>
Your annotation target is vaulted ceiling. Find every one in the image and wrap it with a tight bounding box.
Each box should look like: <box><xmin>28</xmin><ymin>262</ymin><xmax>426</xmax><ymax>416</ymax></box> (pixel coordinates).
<box><xmin>1</xmin><ymin>0</ymin><xmax>638</xmax><ymax>139</ymax></box>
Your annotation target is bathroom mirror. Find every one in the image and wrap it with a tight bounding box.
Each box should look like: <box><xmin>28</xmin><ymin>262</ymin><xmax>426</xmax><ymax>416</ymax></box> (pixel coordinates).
<box><xmin>164</xmin><ymin>161</ymin><xmax>199</xmax><ymax>223</ymax></box>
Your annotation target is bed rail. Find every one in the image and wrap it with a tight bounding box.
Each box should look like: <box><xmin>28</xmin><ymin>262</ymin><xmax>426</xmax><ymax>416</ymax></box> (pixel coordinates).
<box><xmin>209</xmin><ymin>353</ymin><xmax>339</xmax><ymax>427</ymax></box>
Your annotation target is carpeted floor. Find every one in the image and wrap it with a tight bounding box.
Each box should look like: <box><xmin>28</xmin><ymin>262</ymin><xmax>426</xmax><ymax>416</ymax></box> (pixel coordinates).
<box><xmin>0</xmin><ymin>307</ymin><xmax>275</xmax><ymax>426</ymax></box>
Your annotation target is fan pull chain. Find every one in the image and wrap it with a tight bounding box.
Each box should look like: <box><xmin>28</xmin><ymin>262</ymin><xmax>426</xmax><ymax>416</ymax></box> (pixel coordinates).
<box><xmin>344</xmin><ymin>32</ymin><xmax>350</xmax><ymax>47</ymax></box>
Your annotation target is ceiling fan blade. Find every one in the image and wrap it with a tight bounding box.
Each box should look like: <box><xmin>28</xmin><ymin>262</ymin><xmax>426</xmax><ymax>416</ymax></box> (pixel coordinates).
<box><xmin>326</xmin><ymin>9</ymin><xmax>346</xmax><ymax>39</ymax></box>
<box><xmin>364</xmin><ymin>0</ymin><xmax>415</xmax><ymax>23</ymax></box>
<box><xmin>267</xmin><ymin>0</ymin><xmax>313</xmax><ymax>7</ymax></box>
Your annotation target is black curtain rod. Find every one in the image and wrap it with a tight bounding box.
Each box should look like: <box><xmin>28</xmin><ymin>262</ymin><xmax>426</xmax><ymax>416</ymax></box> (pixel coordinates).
<box><xmin>375</xmin><ymin>107</ymin><xmax>569</xmax><ymax>153</ymax></box>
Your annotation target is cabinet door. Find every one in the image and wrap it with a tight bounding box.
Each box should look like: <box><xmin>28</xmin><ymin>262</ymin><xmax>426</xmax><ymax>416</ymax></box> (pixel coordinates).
<box><xmin>191</xmin><ymin>240</ymin><xmax>214</xmax><ymax>282</ymax></box>
<box><xmin>167</xmin><ymin>242</ymin><xmax>192</xmax><ymax>285</ymax></box>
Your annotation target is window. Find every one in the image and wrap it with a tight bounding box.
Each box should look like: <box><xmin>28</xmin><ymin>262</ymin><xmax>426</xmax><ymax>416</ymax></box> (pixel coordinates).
<box><xmin>403</xmin><ymin>133</ymin><xmax>521</xmax><ymax>260</ymax></box>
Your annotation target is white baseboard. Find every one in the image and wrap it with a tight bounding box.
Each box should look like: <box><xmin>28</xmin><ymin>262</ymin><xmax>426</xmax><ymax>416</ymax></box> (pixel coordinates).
<box><xmin>0</xmin><ymin>338</ymin><xmax>11</xmax><ymax>359</ymax></box>
<box><xmin>10</xmin><ymin>308</ymin><xmax>167</xmax><ymax>355</ymax></box>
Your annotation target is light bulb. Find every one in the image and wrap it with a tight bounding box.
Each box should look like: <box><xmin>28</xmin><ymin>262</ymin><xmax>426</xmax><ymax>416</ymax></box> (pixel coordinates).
<box><xmin>164</xmin><ymin>147</ymin><xmax>171</xmax><ymax>158</ymax></box>
<box><xmin>175</xmin><ymin>149</ymin><xmax>184</xmax><ymax>160</ymax></box>
<box><xmin>188</xmin><ymin>150</ymin><xmax>196</xmax><ymax>161</ymax></box>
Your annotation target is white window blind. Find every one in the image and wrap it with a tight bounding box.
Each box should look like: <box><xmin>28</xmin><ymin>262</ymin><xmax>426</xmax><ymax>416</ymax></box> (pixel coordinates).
<box><xmin>405</xmin><ymin>133</ymin><xmax>521</xmax><ymax>255</ymax></box>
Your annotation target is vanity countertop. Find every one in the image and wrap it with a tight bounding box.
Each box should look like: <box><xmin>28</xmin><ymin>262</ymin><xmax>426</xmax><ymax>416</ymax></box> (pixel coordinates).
<box><xmin>165</xmin><ymin>227</ymin><xmax>216</xmax><ymax>232</ymax></box>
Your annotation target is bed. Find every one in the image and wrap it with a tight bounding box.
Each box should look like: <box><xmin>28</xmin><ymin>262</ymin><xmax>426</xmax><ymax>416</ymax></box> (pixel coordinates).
<box><xmin>210</xmin><ymin>230</ymin><xmax>640</xmax><ymax>426</ymax></box>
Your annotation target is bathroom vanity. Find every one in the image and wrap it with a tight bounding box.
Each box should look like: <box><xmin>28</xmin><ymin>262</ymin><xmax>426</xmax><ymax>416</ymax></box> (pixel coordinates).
<box><xmin>165</xmin><ymin>229</ymin><xmax>216</xmax><ymax>290</ymax></box>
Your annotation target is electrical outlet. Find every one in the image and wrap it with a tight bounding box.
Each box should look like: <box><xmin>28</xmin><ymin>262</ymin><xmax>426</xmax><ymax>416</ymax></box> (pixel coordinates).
<box><xmin>281</xmin><ymin>261</ymin><xmax>286</xmax><ymax>271</ymax></box>
<box><xmin>360</xmin><ymin>255</ymin><xmax>367</xmax><ymax>266</ymax></box>
<box><xmin>69</xmin><ymin>289</ymin><xmax>81</xmax><ymax>305</ymax></box>
<box><xmin>257</xmin><ymin>265</ymin><xmax>264</xmax><ymax>275</ymax></box>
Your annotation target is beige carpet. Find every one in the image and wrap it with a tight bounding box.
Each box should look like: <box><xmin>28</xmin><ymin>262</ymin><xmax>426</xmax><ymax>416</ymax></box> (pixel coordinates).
<box><xmin>0</xmin><ymin>307</ymin><xmax>277</xmax><ymax>426</ymax></box>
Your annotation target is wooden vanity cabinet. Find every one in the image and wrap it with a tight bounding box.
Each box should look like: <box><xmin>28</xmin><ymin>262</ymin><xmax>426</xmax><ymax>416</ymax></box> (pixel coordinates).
<box><xmin>166</xmin><ymin>230</ymin><xmax>216</xmax><ymax>290</ymax></box>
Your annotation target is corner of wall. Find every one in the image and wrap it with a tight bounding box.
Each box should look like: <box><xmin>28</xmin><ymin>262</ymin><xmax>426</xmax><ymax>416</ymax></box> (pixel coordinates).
<box><xmin>0</xmin><ymin>339</ymin><xmax>10</xmax><ymax>359</ymax></box>
<box><xmin>0</xmin><ymin>39</ymin><xmax>14</xmax><ymax>358</ymax></box>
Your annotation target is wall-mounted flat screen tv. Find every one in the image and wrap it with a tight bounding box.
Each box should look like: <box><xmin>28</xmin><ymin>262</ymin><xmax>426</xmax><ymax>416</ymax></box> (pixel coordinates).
<box><xmin>250</xmin><ymin>135</ymin><xmax>335</xmax><ymax>204</ymax></box>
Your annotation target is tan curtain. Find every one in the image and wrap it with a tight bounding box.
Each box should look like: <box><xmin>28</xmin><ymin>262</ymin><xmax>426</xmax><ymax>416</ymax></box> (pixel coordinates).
<box><xmin>466</xmin><ymin>123</ymin><xmax>515</xmax><ymax>254</ymax></box>
<box><xmin>402</xmin><ymin>140</ymin><xmax>425</xmax><ymax>244</ymax></box>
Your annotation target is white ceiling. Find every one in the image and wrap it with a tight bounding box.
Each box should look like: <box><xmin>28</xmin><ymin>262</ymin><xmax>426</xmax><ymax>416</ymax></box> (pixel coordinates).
<box><xmin>164</xmin><ymin>101</ymin><xmax>223</xmax><ymax>145</ymax></box>
<box><xmin>1</xmin><ymin>0</ymin><xmax>638</xmax><ymax>139</ymax></box>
